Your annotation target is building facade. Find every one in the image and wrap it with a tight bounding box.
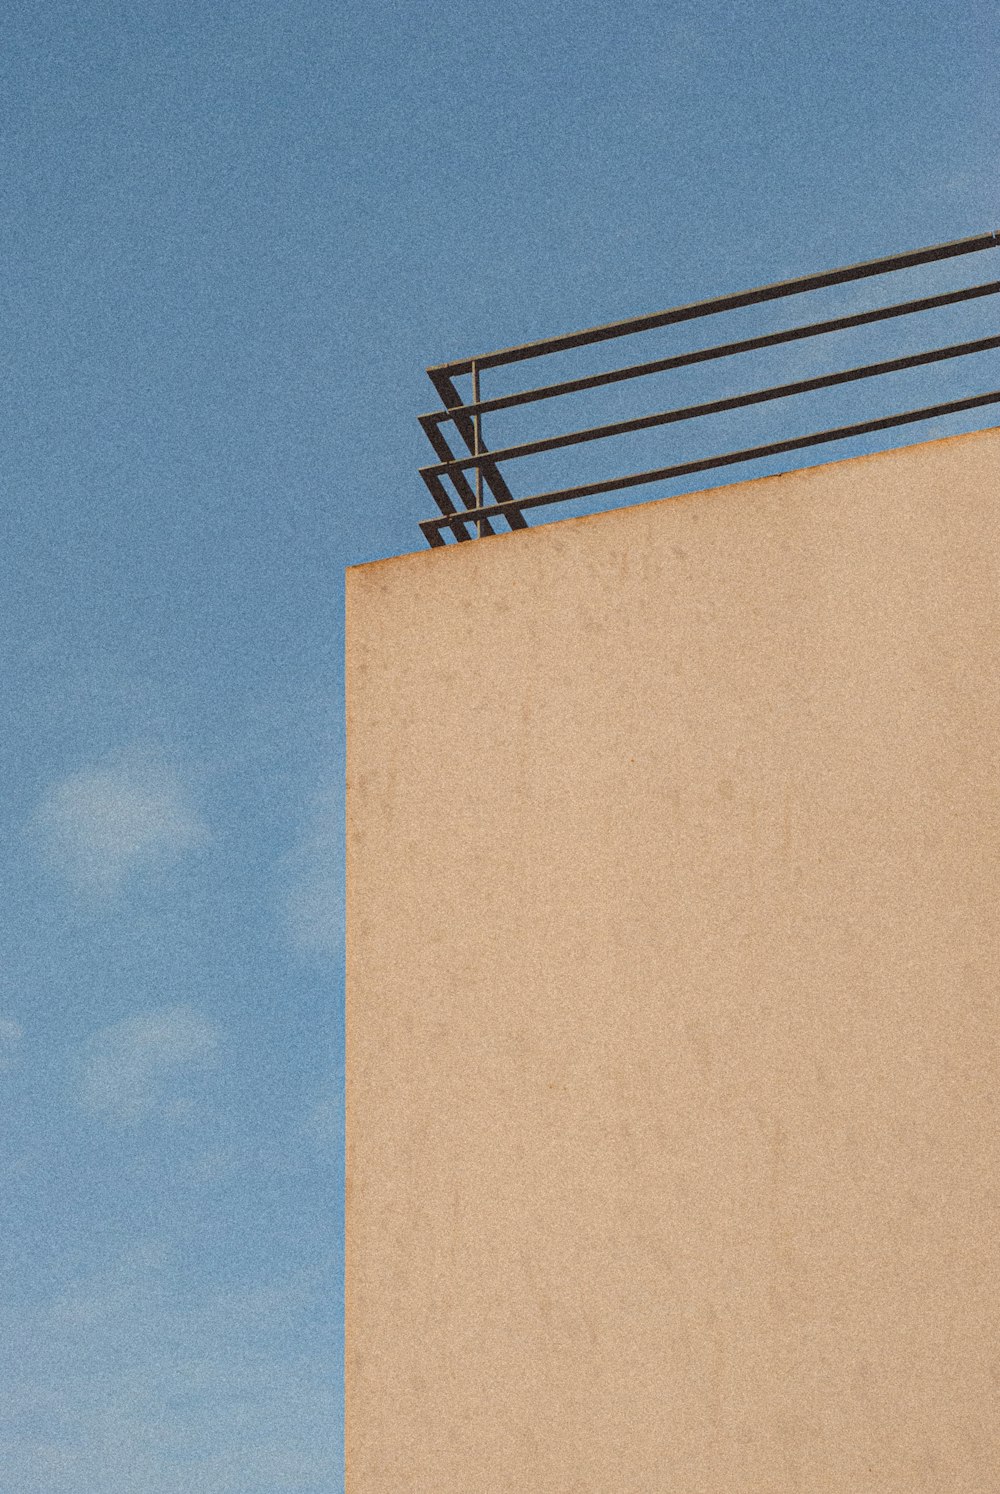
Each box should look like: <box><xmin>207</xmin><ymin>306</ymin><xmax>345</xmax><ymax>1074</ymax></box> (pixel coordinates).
<box><xmin>347</xmin><ymin>427</ymin><xmax>999</xmax><ymax>1491</ymax></box>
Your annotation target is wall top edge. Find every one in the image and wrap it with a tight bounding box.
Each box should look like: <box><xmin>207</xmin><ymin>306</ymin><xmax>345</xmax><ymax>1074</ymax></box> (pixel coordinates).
<box><xmin>346</xmin><ymin>421</ymin><xmax>1000</xmax><ymax>580</ymax></box>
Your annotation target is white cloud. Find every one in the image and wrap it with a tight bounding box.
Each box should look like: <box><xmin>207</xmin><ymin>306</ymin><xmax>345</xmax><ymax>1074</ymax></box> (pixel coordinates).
<box><xmin>80</xmin><ymin>1006</ymin><xmax>219</xmax><ymax>1124</ymax></box>
<box><xmin>0</xmin><ymin>1017</ymin><xmax>23</xmax><ymax>1071</ymax></box>
<box><xmin>32</xmin><ymin>754</ymin><xmax>208</xmax><ymax>895</ymax></box>
<box><xmin>277</xmin><ymin>788</ymin><xmax>343</xmax><ymax>959</ymax></box>
<box><xmin>0</xmin><ymin>1249</ymin><xmax>340</xmax><ymax>1493</ymax></box>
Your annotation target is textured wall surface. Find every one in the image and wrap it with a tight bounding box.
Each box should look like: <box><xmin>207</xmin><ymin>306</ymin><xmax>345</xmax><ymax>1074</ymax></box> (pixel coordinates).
<box><xmin>346</xmin><ymin>428</ymin><xmax>1000</xmax><ymax>1492</ymax></box>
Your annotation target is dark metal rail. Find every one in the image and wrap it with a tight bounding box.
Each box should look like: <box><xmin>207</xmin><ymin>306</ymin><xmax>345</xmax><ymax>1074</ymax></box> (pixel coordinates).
<box><xmin>418</xmin><ymin>231</ymin><xmax>1000</xmax><ymax>547</ymax></box>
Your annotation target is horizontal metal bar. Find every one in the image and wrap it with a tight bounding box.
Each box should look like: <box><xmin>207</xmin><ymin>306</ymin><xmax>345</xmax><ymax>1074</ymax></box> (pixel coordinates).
<box><xmin>421</xmin><ymin>334</ymin><xmax>1000</xmax><ymax>478</ymax></box>
<box><xmin>429</xmin><ymin>232</ymin><xmax>1000</xmax><ymax>378</ymax></box>
<box><xmin>420</xmin><ymin>280</ymin><xmax>1000</xmax><ymax>429</ymax></box>
<box><xmin>420</xmin><ymin>390</ymin><xmax>1000</xmax><ymax>542</ymax></box>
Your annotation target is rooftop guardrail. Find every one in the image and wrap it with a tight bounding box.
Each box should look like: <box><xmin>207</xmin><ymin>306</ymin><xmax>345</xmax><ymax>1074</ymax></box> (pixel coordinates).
<box><xmin>417</xmin><ymin>230</ymin><xmax>1000</xmax><ymax>547</ymax></box>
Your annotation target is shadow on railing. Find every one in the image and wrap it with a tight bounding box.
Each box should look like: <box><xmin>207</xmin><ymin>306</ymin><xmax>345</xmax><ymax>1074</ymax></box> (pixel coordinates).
<box><xmin>418</xmin><ymin>230</ymin><xmax>1000</xmax><ymax>548</ymax></box>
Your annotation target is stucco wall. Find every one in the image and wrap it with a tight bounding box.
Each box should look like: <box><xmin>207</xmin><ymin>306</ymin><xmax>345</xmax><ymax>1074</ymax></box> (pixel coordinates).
<box><xmin>346</xmin><ymin>427</ymin><xmax>1000</xmax><ymax>1492</ymax></box>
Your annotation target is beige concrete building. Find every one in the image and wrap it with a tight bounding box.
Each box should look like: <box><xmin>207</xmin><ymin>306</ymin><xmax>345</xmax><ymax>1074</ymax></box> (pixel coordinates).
<box><xmin>346</xmin><ymin>427</ymin><xmax>999</xmax><ymax>1492</ymax></box>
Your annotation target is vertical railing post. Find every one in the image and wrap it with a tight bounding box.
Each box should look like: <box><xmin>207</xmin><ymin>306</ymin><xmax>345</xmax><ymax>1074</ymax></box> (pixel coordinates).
<box><xmin>471</xmin><ymin>360</ymin><xmax>485</xmax><ymax>537</ymax></box>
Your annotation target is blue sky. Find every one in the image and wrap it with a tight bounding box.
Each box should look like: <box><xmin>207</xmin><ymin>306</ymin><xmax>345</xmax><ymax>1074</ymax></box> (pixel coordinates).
<box><xmin>1</xmin><ymin>1</ymin><xmax>996</xmax><ymax>1488</ymax></box>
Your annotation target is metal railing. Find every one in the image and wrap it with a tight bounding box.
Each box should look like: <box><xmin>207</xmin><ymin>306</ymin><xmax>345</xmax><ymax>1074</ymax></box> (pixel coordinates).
<box><xmin>417</xmin><ymin>230</ymin><xmax>1000</xmax><ymax>547</ymax></box>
